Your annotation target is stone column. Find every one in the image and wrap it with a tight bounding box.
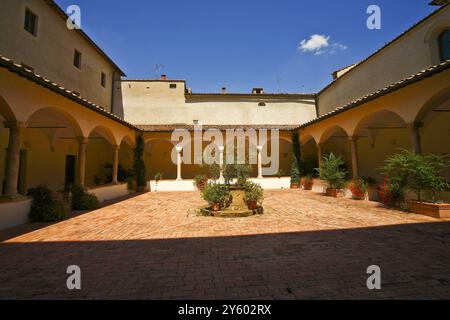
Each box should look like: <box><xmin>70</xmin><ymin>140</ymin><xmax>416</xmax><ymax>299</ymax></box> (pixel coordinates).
<box><xmin>3</xmin><ymin>122</ymin><xmax>25</xmax><ymax>197</ymax></box>
<box><xmin>77</xmin><ymin>137</ymin><xmax>88</xmax><ymax>186</ymax></box>
<box><xmin>218</xmin><ymin>146</ymin><xmax>225</xmax><ymax>181</ymax></box>
<box><xmin>317</xmin><ymin>143</ymin><xmax>324</xmax><ymax>168</ymax></box>
<box><xmin>176</xmin><ymin>146</ymin><xmax>183</xmax><ymax>181</ymax></box>
<box><xmin>257</xmin><ymin>146</ymin><xmax>263</xmax><ymax>179</ymax></box>
<box><xmin>112</xmin><ymin>145</ymin><xmax>120</xmax><ymax>184</ymax></box>
<box><xmin>408</xmin><ymin>123</ymin><xmax>422</xmax><ymax>154</ymax></box>
<box><xmin>349</xmin><ymin>136</ymin><xmax>359</xmax><ymax>180</ymax></box>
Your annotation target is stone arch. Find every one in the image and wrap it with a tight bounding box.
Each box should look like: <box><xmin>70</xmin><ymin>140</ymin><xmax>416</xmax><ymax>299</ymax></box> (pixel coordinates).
<box><xmin>424</xmin><ymin>20</ymin><xmax>450</xmax><ymax>64</ymax></box>
<box><xmin>319</xmin><ymin>125</ymin><xmax>351</xmax><ymax>144</ymax></box>
<box><xmin>352</xmin><ymin>109</ymin><xmax>408</xmax><ymax>137</ymax></box>
<box><xmin>414</xmin><ymin>86</ymin><xmax>450</xmax><ymax>123</ymax></box>
<box><xmin>0</xmin><ymin>95</ymin><xmax>16</xmax><ymax>122</ymax></box>
<box><xmin>87</xmin><ymin>125</ymin><xmax>118</xmax><ymax>146</ymax></box>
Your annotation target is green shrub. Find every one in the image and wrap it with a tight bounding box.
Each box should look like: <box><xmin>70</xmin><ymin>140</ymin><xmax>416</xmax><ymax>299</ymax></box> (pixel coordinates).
<box><xmin>382</xmin><ymin>150</ymin><xmax>450</xmax><ymax>202</ymax></box>
<box><xmin>70</xmin><ymin>184</ymin><xmax>100</xmax><ymax>210</ymax></box>
<box><xmin>133</xmin><ymin>134</ymin><xmax>147</xmax><ymax>188</ymax></box>
<box><xmin>316</xmin><ymin>153</ymin><xmax>347</xmax><ymax>189</ymax></box>
<box><xmin>202</xmin><ymin>183</ymin><xmax>230</xmax><ymax>207</ymax></box>
<box><xmin>194</xmin><ymin>175</ymin><xmax>209</xmax><ymax>190</ymax></box>
<box><xmin>28</xmin><ymin>185</ymin><xmax>66</xmax><ymax>222</ymax></box>
<box><xmin>291</xmin><ymin>132</ymin><xmax>301</xmax><ymax>184</ymax></box>
<box><xmin>208</xmin><ymin>164</ymin><xmax>221</xmax><ymax>181</ymax></box>
<box><xmin>243</xmin><ymin>181</ymin><xmax>264</xmax><ymax>203</ymax></box>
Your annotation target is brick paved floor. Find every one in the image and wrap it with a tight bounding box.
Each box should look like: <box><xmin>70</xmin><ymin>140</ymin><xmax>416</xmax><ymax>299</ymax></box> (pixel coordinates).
<box><xmin>0</xmin><ymin>190</ymin><xmax>449</xmax><ymax>300</ymax></box>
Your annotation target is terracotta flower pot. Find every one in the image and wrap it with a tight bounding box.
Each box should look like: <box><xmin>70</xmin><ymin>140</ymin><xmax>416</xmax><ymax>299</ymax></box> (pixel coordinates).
<box><xmin>326</xmin><ymin>188</ymin><xmax>341</xmax><ymax>198</ymax></box>
<box><xmin>211</xmin><ymin>203</ymin><xmax>221</xmax><ymax>212</ymax></box>
<box><xmin>302</xmin><ymin>182</ymin><xmax>313</xmax><ymax>191</ymax></box>
<box><xmin>291</xmin><ymin>183</ymin><xmax>300</xmax><ymax>189</ymax></box>
<box><xmin>408</xmin><ymin>201</ymin><xmax>450</xmax><ymax>219</ymax></box>
<box><xmin>247</xmin><ymin>200</ymin><xmax>258</xmax><ymax>210</ymax></box>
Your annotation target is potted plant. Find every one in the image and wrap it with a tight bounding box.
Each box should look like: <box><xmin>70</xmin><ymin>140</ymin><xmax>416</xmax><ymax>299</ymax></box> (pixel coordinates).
<box><xmin>154</xmin><ymin>172</ymin><xmax>162</xmax><ymax>184</ymax></box>
<box><xmin>316</xmin><ymin>153</ymin><xmax>347</xmax><ymax>197</ymax></box>
<box><xmin>383</xmin><ymin>150</ymin><xmax>450</xmax><ymax>218</ymax></box>
<box><xmin>348</xmin><ymin>178</ymin><xmax>367</xmax><ymax>200</ymax></box>
<box><xmin>243</xmin><ymin>181</ymin><xmax>264</xmax><ymax>210</ymax></box>
<box><xmin>301</xmin><ymin>175</ymin><xmax>314</xmax><ymax>191</ymax></box>
<box><xmin>194</xmin><ymin>175</ymin><xmax>209</xmax><ymax>191</ymax></box>
<box><xmin>201</xmin><ymin>182</ymin><xmax>230</xmax><ymax>211</ymax></box>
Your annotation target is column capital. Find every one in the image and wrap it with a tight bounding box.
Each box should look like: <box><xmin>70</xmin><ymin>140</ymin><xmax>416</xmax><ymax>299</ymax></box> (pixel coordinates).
<box><xmin>176</xmin><ymin>146</ymin><xmax>183</xmax><ymax>153</ymax></box>
<box><xmin>77</xmin><ymin>137</ymin><xmax>89</xmax><ymax>144</ymax></box>
<box><xmin>256</xmin><ymin>146</ymin><xmax>263</xmax><ymax>151</ymax></box>
<box><xmin>348</xmin><ymin>135</ymin><xmax>359</xmax><ymax>142</ymax></box>
<box><xmin>3</xmin><ymin>121</ymin><xmax>26</xmax><ymax>130</ymax></box>
<box><xmin>218</xmin><ymin>146</ymin><xmax>225</xmax><ymax>152</ymax></box>
<box><xmin>112</xmin><ymin>144</ymin><xmax>120</xmax><ymax>151</ymax></box>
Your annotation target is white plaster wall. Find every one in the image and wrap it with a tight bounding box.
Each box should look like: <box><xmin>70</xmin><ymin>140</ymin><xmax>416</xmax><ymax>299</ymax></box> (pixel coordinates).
<box><xmin>0</xmin><ymin>199</ymin><xmax>31</xmax><ymax>230</ymax></box>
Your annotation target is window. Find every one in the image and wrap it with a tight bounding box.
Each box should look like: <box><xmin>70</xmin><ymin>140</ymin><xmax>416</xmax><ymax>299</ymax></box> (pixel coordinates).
<box><xmin>170</xmin><ymin>84</ymin><xmax>177</xmax><ymax>89</ymax></box>
<box><xmin>73</xmin><ymin>50</ymin><xmax>82</xmax><ymax>69</ymax></box>
<box><xmin>24</xmin><ymin>9</ymin><xmax>38</xmax><ymax>36</ymax></box>
<box><xmin>439</xmin><ymin>29</ymin><xmax>450</xmax><ymax>62</ymax></box>
<box><xmin>101</xmin><ymin>73</ymin><xmax>106</xmax><ymax>87</ymax></box>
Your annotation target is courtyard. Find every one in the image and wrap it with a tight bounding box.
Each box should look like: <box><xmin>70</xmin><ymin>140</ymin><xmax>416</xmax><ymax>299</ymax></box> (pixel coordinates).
<box><xmin>0</xmin><ymin>190</ymin><xmax>449</xmax><ymax>300</ymax></box>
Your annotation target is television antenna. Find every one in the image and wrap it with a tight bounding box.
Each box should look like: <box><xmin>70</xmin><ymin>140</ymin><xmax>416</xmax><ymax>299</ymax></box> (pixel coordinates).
<box><xmin>153</xmin><ymin>63</ymin><xmax>164</xmax><ymax>79</ymax></box>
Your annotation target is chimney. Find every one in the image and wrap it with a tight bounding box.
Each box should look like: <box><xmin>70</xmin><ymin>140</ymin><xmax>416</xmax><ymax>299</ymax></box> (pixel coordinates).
<box><xmin>161</xmin><ymin>74</ymin><xmax>167</xmax><ymax>81</ymax></box>
<box><xmin>252</xmin><ymin>88</ymin><xmax>264</xmax><ymax>94</ymax></box>
<box><xmin>221</xmin><ymin>87</ymin><xmax>227</xmax><ymax>94</ymax></box>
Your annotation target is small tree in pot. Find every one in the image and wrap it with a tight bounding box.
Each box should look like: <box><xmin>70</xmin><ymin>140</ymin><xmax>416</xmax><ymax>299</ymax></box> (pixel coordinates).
<box><xmin>316</xmin><ymin>153</ymin><xmax>347</xmax><ymax>197</ymax></box>
<box><xmin>243</xmin><ymin>181</ymin><xmax>264</xmax><ymax>210</ymax></box>
<box><xmin>301</xmin><ymin>174</ymin><xmax>314</xmax><ymax>191</ymax></box>
<box><xmin>202</xmin><ymin>182</ymin><xmax>230</xmax><ymax>211</ymax></box>
<box><xmin>382</xmin><ymin>150</ymin><xmax>450</xmax><ymax>218</ymax></box>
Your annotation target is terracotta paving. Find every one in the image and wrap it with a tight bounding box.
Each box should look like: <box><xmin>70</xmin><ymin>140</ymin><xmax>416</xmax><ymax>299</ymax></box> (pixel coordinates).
<box><xmin>0</xmin><ymin>190</ymin><xmax>449</xmax><ymax>300</ymax></box>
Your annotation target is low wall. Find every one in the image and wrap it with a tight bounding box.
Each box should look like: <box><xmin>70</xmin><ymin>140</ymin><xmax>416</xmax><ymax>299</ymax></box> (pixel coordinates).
<box><xmin>89</xmin><ymin>183</ymin><xmax>131</xmax><ymax>202</ymax></box>
<box><xmin>0</xmin><ymin>198</ymin><xmax>32</xmax><ymax>231</ymax></box>
<box><xmin>150</xmin><ymin>180</ymin><xmax>197</xmax><ymax>192</ymax></box>
<box><xmin>249</xmin><ymin>177</ymin><xmax>291</xmax><ymax>190</ymax></box>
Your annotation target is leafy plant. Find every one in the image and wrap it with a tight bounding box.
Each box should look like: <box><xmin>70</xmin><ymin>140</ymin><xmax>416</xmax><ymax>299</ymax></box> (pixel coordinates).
<box><xmin>133</xmin><ymin>134</ymin><xmax>147</xmax><ymax>188</ymax></box>
<box><xmin>154</xmin><ymin>172</ymin><xmax>163</xmax><ymax>182</ymax></box>
<box><xmin>301</xmin><ymin>174</ymin><xmax>314</xmax><ymax>189</ymax></box>
<box><xmin>378</xmin><ymin>178</ymin><xmax>405</xmax><ymax>207</ymax></box>
<box><xmin>201</xmin><ymin>183</ymin><xmax>230</xmax><ymax>208</ymax></box>
<box><xmin>28</xmin><ymin>185</ymin><xmax>67</xmax><ymax>222</ymax></box>
<box><xmin>223</xmin><ymin>163</ymin><xmax>253</xmax><ymax>185</ymax></box>
<box><xmin>243</xmin><ymin>181</ymin><xmax>264</xmax><ymax>203</ymax></box>
<box><xmin>301</xmin><ymin>155</ymin><xmax>319</xmax><ymax>177</ymax></box>
<box><xmin>382</xmin><ymin>150</ymin><xmax>450</xmax><ymax>202</ymax></box>
<box><xmin>348</xmin><ymin>178</ymin><xmax>367</xmax><ymax>200</ymax></box>
<box><xmin>194</xmin><ymin>175</ymin><xmax>209</xmax><ymax>191</ymax></box>
<box><xmin>104</xmin><ymin>163</ymin><xmax>134</xmax><ymax>183</ymax></box>
<box><xmin>208</xmin><ymin>163</ymin><xmax>221</xmax><ymax>181</ymax></box>
<box><xmin>290</xmin><ymin>132</ymin><xmax>301</xmax><ymax>184</ymax></box>
<box><xmin>316</xmin><ymin>153</ymin><xmax>347</xmax><ymax>189</ymax></box>
<box><xmin>70</xmin><ymin>184</ymin><xmax>100</xmax><ymax>211</ymax></box>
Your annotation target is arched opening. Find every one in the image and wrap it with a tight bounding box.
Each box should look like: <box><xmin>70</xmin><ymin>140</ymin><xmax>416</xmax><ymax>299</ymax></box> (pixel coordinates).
<box><xmin>439</xmin><ymin>29</ymin><xmax>450</xmax><ymax>62</ymax></box>
<box><xmin>417</xmin><ymin>90</ymin><xmax>450</xmax><ymax>185</ymax></box>
<box><xmin>86</xmin><ymin>126</ymin><xmax>117</xmax><ymax>187</ymax></box>
<box><xmin>115</xmin><ymin>135</ymin><xmax>135</xmax><ymax>184</ymax></box>
<box><xmin>319</xmin><ymin>126</ymin><xmax>352</xmax><ymax>177</ymax></box>
<box><xmin>353</xmin><ymin>110</ymin><xmax>410</xmax><ymax>183</ymax></box>
<box><xmin>300</xmin><ymin>135</ymin><xmax>318</xmax><ymax>177</ymax></box>
<box><xmin>261</xmin><ymin>138</ymin><xmax>293</xmax><ymax>177</ymax></box>
<box><xmin>23</xmin><ymin>107</ymin><xmax>83</xmax><ymax>192</ymax></box>
<box><xmin>0</xmin><ymin>96</ymin><xmax>17</xmax><ymax>195</ymax></box>
<box><xmin>144</xmin><ymin>139</ymin><xmax>177</xmax><ymax>180</ymax></box>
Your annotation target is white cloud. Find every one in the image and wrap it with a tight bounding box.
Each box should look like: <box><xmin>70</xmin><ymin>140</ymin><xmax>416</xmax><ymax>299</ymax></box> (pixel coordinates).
<box><xmin>298</xmin><ymin>34</ymin><xmax>348</xmax><ymax>56</ymax></box>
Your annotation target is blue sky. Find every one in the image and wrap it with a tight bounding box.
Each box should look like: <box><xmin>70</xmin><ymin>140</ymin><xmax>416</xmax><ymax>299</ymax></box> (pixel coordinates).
<box><xmin>55</xmin><ymin>0</ymin><xmax>436</xmax><ymax>93</ymax></box>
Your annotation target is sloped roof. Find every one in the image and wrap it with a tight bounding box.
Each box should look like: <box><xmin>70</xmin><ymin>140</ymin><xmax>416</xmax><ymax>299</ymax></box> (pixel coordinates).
<box><xmin>297</xmin><ymin>60</ymin><xmax>450</xmax><ymax>130</ymax></box>
<box><xmin>136</xmin><ymin>124</ymin><xmax>298</xmax><ymax>132</ymax></box>
<box><xmin>0</xmin><ymin>54</ymin><xmax>138</xmax><ymax>131</ymax></box>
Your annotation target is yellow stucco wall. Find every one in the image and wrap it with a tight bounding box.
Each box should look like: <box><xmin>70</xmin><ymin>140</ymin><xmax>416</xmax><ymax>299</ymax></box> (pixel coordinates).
<box><xmin>119</xmin><ymin>80</ymin><xmax>317</xmax><ymax>126</ymax></box>
<box><xmin>0</xmin><ymin>0</ymin><xmax>121</xmax><ymax>112</ymax></box>
<box><xmin>318</xmin><ymin>5</ymin><xmax>450</xmax><ymax>115</ymax></box>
